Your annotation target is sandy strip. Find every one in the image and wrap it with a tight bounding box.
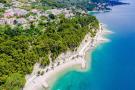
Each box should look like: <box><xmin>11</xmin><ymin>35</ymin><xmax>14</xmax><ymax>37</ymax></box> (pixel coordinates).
<box><xmin>23</xmin><ymin>23</ymin><xmax>113</xmax><ymax>90</ymax></box>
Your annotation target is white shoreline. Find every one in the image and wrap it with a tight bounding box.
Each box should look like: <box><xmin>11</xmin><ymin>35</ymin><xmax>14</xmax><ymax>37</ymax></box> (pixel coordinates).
<box><xmin>23</xmin><ymin>23</ymin><xmax>112</xmax><ymax>90</ymax></box>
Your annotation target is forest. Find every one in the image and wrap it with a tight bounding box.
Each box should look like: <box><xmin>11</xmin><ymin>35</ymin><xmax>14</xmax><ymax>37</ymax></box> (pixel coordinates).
<box><xmin>0</xmin><ymin>15</ymin><xmax>99</xmax><ymax>90</ymax></box>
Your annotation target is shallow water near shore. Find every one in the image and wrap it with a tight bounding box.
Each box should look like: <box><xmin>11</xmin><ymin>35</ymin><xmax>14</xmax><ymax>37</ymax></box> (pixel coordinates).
<box><xmin>52</xmin><ymin>0</ymin><xmax>135</xmax><ymax>90</ymax></box>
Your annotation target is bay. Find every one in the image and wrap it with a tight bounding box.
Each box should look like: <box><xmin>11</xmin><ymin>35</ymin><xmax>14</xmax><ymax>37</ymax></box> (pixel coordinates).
<box><xmin>52</xmin><ymin>0</ymin><xmax>135</xmax><ymax>90</ymax></box>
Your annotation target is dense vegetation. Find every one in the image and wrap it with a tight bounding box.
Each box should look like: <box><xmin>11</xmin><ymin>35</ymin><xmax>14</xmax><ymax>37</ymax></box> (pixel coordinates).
<box><xmin>91</xmin><ymin>0</ymin><xmax>109</xmax><ymax>3</ymax></box>
<box><xmin>39</xmin><ymin>0</ymin><xmax>89</xmax><ymax>11</ymax></box>
<box><xmin>0</xmin><ymin>15</ymin><xmax>99</xmax><ymax>90</ymax></box>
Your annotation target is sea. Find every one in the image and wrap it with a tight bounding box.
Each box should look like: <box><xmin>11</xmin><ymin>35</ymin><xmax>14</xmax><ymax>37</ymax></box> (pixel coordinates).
<box><xmin>52</xmin><ymin>0</ymin><xmax>135</xmax><ymax>90</ymax></box>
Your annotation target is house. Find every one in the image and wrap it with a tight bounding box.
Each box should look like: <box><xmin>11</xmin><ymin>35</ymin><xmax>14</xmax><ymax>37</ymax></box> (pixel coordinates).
<box><xmin>46</xmin><ymin>8</ymin><xmax>74</xmax><ymax>18</ymax></box>
<box><xmin>4</xmin><ymin>8</ymin><xmax>28</xmax><ymax>17</ymax></box>
<box><xmin>0</xmin><ymin>3</ymin><xmax>4</xmax><ymax>8</ymax></box>
<box><xmin>40</xmin><ymin>12</ymin><xmax>48</xmax><ymax>17</ymax></box>
<box><xmin>12</xmin><ymin>1</ymin><xmax>22</xmax><ymax>7</ymax></box>
<box><xmin>31</xmin><ymin>9</ymin><xmax>40</xmax><ymax>14</ymax></box>
<box><xmin>6</xmin><ymin>18</ymin><xmax>16</xmax><ymax>25</ymax></box>
<box><xmin>47</xmin><ymin>9</ymin><xmax>62</xmax><ymax>15</ymax></box>
<box><xmin>4</xmin><ymin>11</ymin><xmax>14</xmax><ymax>17</ymax></box>
<box><xmin>14</xmin><ymin>8</ymin><xmax>28</xmax><ymax>16</ymax></box>
<box><xmin>0</xmin><ymin>18</ymin><xmax>6</xmax><ymax>24</ymax></box>
<box><xmin>17</xmin><ymin>18</ymin><xmax>27</xmax><ymax>24</ymax></box>
<box><xmin>28</xmin><ymin>16</ymin><xmax>38</xmax><ymax>22</ymax></box>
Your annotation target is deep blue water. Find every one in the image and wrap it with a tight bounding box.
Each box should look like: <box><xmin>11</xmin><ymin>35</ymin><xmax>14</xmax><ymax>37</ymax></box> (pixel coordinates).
<box><xmin>52</xmin><ymin>0</ymin><xmax>135</xmax><ymax>90</ymax></box>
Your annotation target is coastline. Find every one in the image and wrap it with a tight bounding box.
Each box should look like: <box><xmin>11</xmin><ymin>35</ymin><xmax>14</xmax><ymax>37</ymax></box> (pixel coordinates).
<box><xmin>23</xmin><ymin>23</ymin><xmax>112</xmax><ymax>90</ymax></box>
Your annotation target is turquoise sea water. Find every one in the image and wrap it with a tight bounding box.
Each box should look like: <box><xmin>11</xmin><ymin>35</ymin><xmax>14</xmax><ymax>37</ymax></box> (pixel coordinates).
<box><xmin>52</xmin><ymin>0</ymin><xmax>135</xmax><ymax>90</ymax></box>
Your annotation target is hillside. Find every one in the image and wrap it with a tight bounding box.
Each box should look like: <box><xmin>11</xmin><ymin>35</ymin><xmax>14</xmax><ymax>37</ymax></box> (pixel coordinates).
<box><xmin>0</xmin><ymin>0</ymin><xmax>99</xmax><ymax>89</ymax></box>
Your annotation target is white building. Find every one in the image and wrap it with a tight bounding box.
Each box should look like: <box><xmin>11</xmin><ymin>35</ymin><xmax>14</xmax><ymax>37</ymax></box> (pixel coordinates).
<box><xmin>46</xmin><ymin>8</ymin><xmax>74</xmax><ymax>18</ymax></box>
<box><xmin>0</xmin><ymin>3</ymin><xmax>4</xmax><ymax>8</ymax></box>
<box><xmin>17</xmin><ymin>18</ymin><xmax>27</xmax><ymax>24</ymax></box>
<box><xmin>4</xmin><ymin>8</ymin><xmax>28</xmax><ymax>17</ymax></box>
<box><xmin>0</xmin><ymin>18</ymin><xmax>6</xmax><ymax>24</ymax></box>
<box><xmin>6</xmin><ymin>18</ymin><xmax>16</xmax><ymax>25</ymax></box>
